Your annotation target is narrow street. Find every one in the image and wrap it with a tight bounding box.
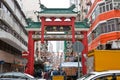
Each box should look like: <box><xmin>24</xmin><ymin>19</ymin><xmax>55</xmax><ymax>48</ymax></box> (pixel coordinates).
<box><xmin>0</xmin><ymin>0</ymin><xmax>120</xmax><ymax>80</ymax></box>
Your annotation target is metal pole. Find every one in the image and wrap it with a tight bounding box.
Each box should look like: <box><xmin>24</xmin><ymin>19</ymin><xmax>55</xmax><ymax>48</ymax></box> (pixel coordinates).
<box><xmin>0</xmin><ymin>64</ymin><xmax>3</xmax><ymax>73</ymax></box>
<box><xmin>77</xmin><ymin>52</ymin><xmax>80</xmax><ymax>78</ymax></box>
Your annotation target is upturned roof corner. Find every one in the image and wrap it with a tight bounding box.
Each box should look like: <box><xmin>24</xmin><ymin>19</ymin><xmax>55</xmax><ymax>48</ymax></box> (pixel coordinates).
<box><xmin>69</xmin><ymin>4</ymin><xmax>76</xmax><ymax>10</ymax></box>
<box><xmin>38</xmin><ymin>4</ymin><xmax>77</xmax><ymax>14</ymax></box>
<box><xmin>40</xmin><ymin>4</ymin><xmax>47</xmax><ymax>10</ymax></box>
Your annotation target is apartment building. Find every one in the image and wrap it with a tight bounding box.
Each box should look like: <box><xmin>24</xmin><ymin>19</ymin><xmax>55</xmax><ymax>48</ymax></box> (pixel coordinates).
<box><xmin>0</xmin><ymin>0</ymin><xmax>28</xmax><ymax>72</ymax></box>
<box><xmin>87</xmin><ymin>0</ymin><xmax>120</xmax><ymax>51</ymax></box>
<box><xmin>79</xmin><ymin>0</ymin><xmax>89</xmax><ymax>21</ymax></box>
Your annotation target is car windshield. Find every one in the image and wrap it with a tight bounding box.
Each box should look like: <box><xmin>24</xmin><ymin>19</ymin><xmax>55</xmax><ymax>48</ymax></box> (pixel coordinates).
<box><xmin>78</xmin><ymin>73</ymin><xmax>95</xmax><ymax>80</ymax></box>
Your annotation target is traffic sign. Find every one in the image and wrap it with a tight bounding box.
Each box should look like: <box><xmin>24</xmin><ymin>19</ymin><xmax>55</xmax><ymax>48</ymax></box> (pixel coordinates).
<box><xmin>72</xmin><ymin>41</ymin><xmax>84</xmax><ymax>78</ymax></box>
<box><xmin>72</xmin><ymin>41</ymin><xmax>84</xmax><ymax>53</ymax></box>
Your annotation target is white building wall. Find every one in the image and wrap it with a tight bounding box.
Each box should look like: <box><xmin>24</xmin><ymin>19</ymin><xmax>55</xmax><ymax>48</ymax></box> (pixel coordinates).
<box><xmin>0</xmin><ymin>0</ymin><xmax>28</xmax><ymax>51</ymax></box>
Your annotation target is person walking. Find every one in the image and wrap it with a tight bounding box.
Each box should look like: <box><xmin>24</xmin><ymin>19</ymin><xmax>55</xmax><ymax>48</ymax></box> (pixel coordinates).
<box><xmin>44</xmin><ymin>71</ymin><xmax>49</xmax><ymax>80</ymax></box>
<box><xmin>60</xmin><ymin>69</ymin><xmax>66</xmax><ymax>80</ymax></box>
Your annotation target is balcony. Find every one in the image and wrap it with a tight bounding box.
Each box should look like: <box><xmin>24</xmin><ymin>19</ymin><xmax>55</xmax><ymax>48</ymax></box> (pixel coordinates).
<box><xmin>0</xmin><ymin>9</ymin><xmax>27</xmax><ymax>51</ymax></box>
<box><xmin>0</xmin><ymin>9</ymin><xmax>22</xmax><ymax>34</ymax></box>
<box><xmin>0</xmin><ymin>30</ymin><xmax>27</xmax><ymax>51</ymax></box>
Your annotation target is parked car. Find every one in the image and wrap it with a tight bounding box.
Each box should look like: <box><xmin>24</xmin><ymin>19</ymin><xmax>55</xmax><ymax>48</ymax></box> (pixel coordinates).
<box><xmin>77</xmin><ymin>70</ymin><xmax>120</xmax><ymax>80</ymax></box>
<box><xmin>0</xmin><ymin>72</ymin><xmax>39</xmax><ymax>80</ymax></box>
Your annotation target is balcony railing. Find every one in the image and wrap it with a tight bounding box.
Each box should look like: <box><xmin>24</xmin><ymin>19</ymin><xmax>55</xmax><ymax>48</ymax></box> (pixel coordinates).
<box><xmin>0</xmin><ymin>9</ymin><xmax>27</xmax><ymax>42</ymax></box>
<box><xmin>0</xmin><ymin>9</ymin><xmax>23</xmax><ymax>34</ymax></box>
<box><xmin>0</xmin><ymin>31</ymin><xmax>27</xmax><ymax>51</ymax></box>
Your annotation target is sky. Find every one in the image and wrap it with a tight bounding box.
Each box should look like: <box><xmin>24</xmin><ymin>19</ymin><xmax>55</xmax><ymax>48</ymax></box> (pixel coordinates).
<box><xmin>22</xmin><ymin>0</ymin><xmax>70</xmax><ymax>52</ymax></box>
<box><xmin>41</xmin><ymin>0</ymin><xmax>70</xmax><ymax>8</ymax></box>
<box><xmin>22</xmin><ymin>0</ymin><xmax>70</xmax><ymax>12</ymax></box>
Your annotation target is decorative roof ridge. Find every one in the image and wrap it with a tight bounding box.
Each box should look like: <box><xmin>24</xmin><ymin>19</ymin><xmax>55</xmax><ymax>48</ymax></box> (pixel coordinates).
<box><xmin>75</xmin><ymin>21</ymin><xmax>83</xmax><ymax>22</ymax></box>
<box><xmin>40</xmin><ymin>4</ymin><xmax>76</xmax><ymax>10</ymax></box>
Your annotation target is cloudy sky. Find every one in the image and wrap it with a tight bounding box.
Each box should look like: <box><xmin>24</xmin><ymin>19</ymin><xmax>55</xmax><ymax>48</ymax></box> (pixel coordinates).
<box><xmin>22</xmin><ymin>0</ymin><xmax>70</xmax><ymax>12</ymax></box>
<box><xmin>41</xmin><ymin>0</ymin><xmax>70</xmax><ymax>8</ymax></box>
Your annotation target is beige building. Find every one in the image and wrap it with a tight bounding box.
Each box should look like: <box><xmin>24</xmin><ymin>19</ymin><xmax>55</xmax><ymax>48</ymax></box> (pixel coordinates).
<box><xmin>0</xmin><ymin>0</ymin><xmax>28</xmax><ymax>72</ymax></box>
<box><xmin>70</xmin><ymin>0</ymin><xmax>91</xmax><ymax>21</ymax></box>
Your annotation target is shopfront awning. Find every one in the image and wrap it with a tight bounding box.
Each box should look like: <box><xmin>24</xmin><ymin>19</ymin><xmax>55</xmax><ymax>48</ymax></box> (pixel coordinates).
<box><xmin>60</xmin><ymin>62</ymin><xmax>82</xmax><ymax>67</ymax></box>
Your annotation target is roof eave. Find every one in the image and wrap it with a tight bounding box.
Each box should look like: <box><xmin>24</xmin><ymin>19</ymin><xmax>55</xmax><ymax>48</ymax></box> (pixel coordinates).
<box><xmin>38</xmin><ymin>14</ymin><xmax>77</xmax><ymax>17</ymax></box>
<box><xmin>75</xmin><ymin>28</ymin><xmax>89</xmax><ymax>31</ymax></box>
<box><xmin>26</xmin><ymin>28</ymin><xmax>41</xmax><ymax>31</ymax></box>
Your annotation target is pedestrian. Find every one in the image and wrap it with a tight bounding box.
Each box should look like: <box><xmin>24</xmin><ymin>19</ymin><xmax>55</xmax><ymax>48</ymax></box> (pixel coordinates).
<box><xmin>112</xmin><ymin>73</ymin><xmax>116</xmax><ymax>80</ymax></box>
<box><xmin>60</xmin><ymin>69</ymin><xmax>66</xmax><ymax>80</ymax></box>
<box><xmin>44</xmin><ymin>71</ymin><xmax>49</xmax><ymax>80</ymax></box>
<box><xmin>53</xmin><ymin>69</ymin><xmax>59</xmax><ymax>75</ymax></box>
<box><xmin>41</xmin><ymin>71</ymin><xmax>45</xmax><ymax>79</ymax></box>
<box><xmin>50</xmin><ymin>69</ymin><xmax>53</xmax><ymax>80</ymax></box>
<box><xmin>48</xmin><ymin>70</ymin><xmax>52</xmax><ymax>80</ymax></box>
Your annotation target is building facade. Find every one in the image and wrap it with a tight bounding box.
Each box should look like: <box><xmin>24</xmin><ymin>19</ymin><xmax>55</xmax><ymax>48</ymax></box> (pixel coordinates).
<box><xmin>87</xmin><ymin>0</ymin><xmax>120</xmax><ymax>51</ymax></box>
<box><xmin>0</xmin><ymin>0</ymin><xmax>28</xmax><ymax>72</ymax></box>
<box><xmin>79</xmin><ymin>0</ymin><xmax>89</xmax><ymax>21</ymax></box>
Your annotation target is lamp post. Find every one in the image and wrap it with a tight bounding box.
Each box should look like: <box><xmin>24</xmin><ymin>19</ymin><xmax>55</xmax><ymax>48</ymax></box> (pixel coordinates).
<box><xmin>0</xmin><ymin>60</ymin><xmax>4</xmax><ymax>73</ymax></box>
<box><xmin>77</xmin><ymin>52</ymin><xmax>81</xmax><ymax>78</ymax></box>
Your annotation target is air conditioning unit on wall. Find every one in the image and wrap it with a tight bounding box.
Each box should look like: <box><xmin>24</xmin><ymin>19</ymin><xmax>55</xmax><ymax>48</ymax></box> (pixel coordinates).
<box><xmin>118</xmin><ymin>18</ymin><xmax>120</xmax><ymax>24</ymax></box>
<box><xmin>114</xmin><ymin>4</ymin><xmax>120</xmax><ymax>10</ymax></box>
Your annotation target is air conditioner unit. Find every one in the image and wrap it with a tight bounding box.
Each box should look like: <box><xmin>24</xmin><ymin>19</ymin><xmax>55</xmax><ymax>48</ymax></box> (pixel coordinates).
<box><xmin>118</xmin><ymin>18</ymin><xmax>120</xmax><ymax>24</ymax></box>
<box><xmin>114</xmin><ymin>4</ymin><xmax>120</xmax><ymax>10</ymax></box>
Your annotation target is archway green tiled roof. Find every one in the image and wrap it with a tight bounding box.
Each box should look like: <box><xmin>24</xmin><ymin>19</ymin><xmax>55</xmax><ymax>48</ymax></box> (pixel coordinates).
<box><xmin>26</xmin><ymin>5</ymin><xmax>89</xmax><ymax>30</ymax></box>
<box><xmin>75</xmin><ymin>21</ymin><xmax>89</xmax><ymax>28</ymax></box>
<box><xmin>26</xmin><ymin>22</ymin><xmax>41</xmax><ymax>28</ymax></box>
<box><xmin>26</xmin><ymin>21</ymin><xmax>89</xmax><ymax>29</ymax></box>
<box><xmin>38</xmin><ymin>4</ymin><xmax>77</xmax><ymax>14</ymax></box>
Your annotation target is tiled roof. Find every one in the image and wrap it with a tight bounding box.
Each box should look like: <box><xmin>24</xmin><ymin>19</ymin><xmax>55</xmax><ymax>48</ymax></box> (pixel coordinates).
<box><xmin>38</xmin><ymin>4</ymin><xmax>77</xmax><ymax>14</ymax></box>
<box><xmin>26</xmin><ymin>21</ymin><xmax>89</xmax><ymax>29</ymax></box>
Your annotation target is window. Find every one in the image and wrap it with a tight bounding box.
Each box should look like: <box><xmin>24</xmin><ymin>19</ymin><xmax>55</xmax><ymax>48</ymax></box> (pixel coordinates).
<box><xmin>99</xmin><ymin>3</ymin><xmax>106</xmax><ymax>13</ymax></box>
<box><xmin>101</xmin><ymin>23</ymin><xmax>107</xmax><ymax>33</ymax></box>
<box><xmin>117</xmin><ymin>18</ymin><xmax>120</xmax><ymax>30</ymax></box>
<box><xmin>107</xmin><ymin>19</ymin><xmax>116</xmax><ymax>32</ymax></box>
<box><xmin>98</xmin><ymin>0</ymin><xmax>114</xmax><ymax>13</ymax></box>
<box><xmin>91</xmin><ymin>6</ymin><xmax>100</xmax><ymax>22</ymax></box>
<box><xmin>98</xmin><ymin>28</ymin><xmax>101</xmax><ymax>35</ymax></box>
<box><xmin>88</xmin><ymin>34</ymin><xmax>92</xmax><ymax>44</ymax></box>
<box><xmin>91</xmin><ymin>11</ymin><xmax>95</xmax><ymax>21</ymax></box>
<box><xmin>95</xmin><ymin>6</ymin><xmax>100</xmax><ymax>17</ymax></box>
<box><xmin>106</xmin><ymin>0</ymin><xmax>113</xmax><ymax>11</ymax></box>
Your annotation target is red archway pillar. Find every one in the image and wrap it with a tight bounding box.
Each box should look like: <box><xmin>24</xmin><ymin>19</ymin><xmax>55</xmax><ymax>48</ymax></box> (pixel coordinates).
<box><xmin>71</xmin><ymin>17</ymin><xmax>75</xmax><ymax>43</ymax></box>
<box><xmin>82</xmin><ymin>31</ymin><xmax>88</xmax><ymax>74</ymax></box>
<box><xmin>40</xmin><ymin>17</ymin><xmax>45</xmax><ymax>44</ymax></box>
<box><xmin>25</xmin><ymin>31</ymin><xmax>35</xmax><ymax>75</ymax></box>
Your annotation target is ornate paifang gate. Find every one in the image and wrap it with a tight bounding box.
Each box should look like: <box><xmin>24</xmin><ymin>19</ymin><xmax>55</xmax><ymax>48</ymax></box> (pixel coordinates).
<box><xmin>23</xmin><ymin>4</ymin><xmax>89</xmax><ymax>75</ymax></box>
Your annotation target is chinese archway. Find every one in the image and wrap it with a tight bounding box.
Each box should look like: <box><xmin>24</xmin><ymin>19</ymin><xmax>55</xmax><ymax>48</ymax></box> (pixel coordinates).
<box><xmin>23</xmin><ymin>4</ymin><xmax>89</xmax><ymax>75</ymax></box>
